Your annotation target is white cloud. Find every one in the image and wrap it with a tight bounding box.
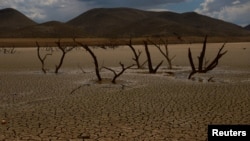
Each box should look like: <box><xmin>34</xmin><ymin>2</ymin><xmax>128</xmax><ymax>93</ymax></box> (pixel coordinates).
<box><xmin>22</xmin><ymin>7</ymin><xmax>46</xmax><ymax>20</ymax></box>
<box><xmin>195</xmin><ymin>0</ymin><xmax>250</xmax><ymax>26</ymax></box>
<box><xmin>0</xmin><ymin>0</ymin><xmax>89</xmax><ymax>22</ymax></box>
<box><xmin>147</xmin><ymin>8</ymin><xmax>169</xmax><ymax>12</ymax></box>
<box><xmin>78</xmin><ymin>0</ymin><xmax>187</xmax><ymax>8</ymax></box>
<box><xmin>37</xmin><ymin>0</ymin><xmax>60</xmax><ymax>6</ymax></box>
<box><xmin>232</xmin><ymin>0</ymin><xmax>241</xmax><ymax>5</ymax></box>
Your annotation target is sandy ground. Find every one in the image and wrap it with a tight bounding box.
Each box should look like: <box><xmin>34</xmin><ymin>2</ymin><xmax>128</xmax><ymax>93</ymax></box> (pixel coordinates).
<box><xmin>0</xmin><ymin>43</ymin><xmax>250</xmax><ymax>140</ymax></box>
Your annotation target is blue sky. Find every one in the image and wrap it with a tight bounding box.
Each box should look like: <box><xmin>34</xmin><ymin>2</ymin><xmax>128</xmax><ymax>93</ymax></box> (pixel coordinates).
<box><xmin>0</xmin><ymin>0</ymin><xmax>249</xmax><ymax>26</ymax></box>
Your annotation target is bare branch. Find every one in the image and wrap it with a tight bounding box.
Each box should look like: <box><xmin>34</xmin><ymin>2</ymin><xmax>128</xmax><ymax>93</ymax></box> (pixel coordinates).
<box><xmin>204</xmin><ymin>43</ymin><xmax>227</xmax><ymax>72</ymax></box>
<box><xmin>36</xmin><ymin>41</ymin><xmax>52</xmax><ymax>74</ymax></box>
<box><xmin>127</xmin><ymin>38</ymin><xmax>144</xmax><ymax>69</ymax></box>
<box><xmin>198</xmin><ymin>35</ymin><xmax>207</xmax><ymax>71</ymax></box>
<box><xmin>188</xmin><ymin>48</ymin><xmax>196</xmax><ymax>72</ymax></box>
<box><xmin>144</xmin><ymin>40</ymin><xmax>163</xmax><ymax>73</ymax></box>
<box><xmin>103</xmin><ymin>66</ymin><xmax>117</xmax><ymax>75</ymax></box>
<box><xmin>54</xmin><ymin>39</ymin><xmax>75</xmax><ymax>74</ymax></box>
<box><xmin>148</xmin><ymin>38</ymin><xmax>175</xmax><ymax>69</ymax></box>
<box><xmin>154</xmin><ymin>60</ymin><xmax>164</xmax><ymax>73</ymax></box>
<box><xmin>187</xmin><ymin>36</ymin><xmax>227</xmax><ymax>79</ymax></box>
<box><xmin>144</xmin><ymin>40</ymin><xmax>153</xmax><ymax>73</ymax></box>
<box><xmin>103</xmin><ymin>62</ymin><xmax>134</xmax><ymax>84</ymax></box>
<box><xmin>188</xmin><ymin>71</ymin><xmax>197</xmax><ymax>80</ymax></box>
<box><xmin>208</xmin><ymin>77</ymin><xmax>214</xmax><ymax>82</ymax></box>
<box><xmin>77</xmin><ymin>41</ymin><xmax>102</xmax><ymax>81</ymax></box>
<box><xmin>141</xmin><ymin>60</ymin><xmax>148</xmax><ymax>67</ymax></box>
<box><xmin>70</xmin><ymin>84</ymin><xmax>90</xmax><ymax>94</ymax></box>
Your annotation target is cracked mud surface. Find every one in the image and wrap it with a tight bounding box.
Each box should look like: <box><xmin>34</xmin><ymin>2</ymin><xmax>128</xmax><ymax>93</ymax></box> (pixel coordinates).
<box><xmin>0</xmin><ymin>72</ymin><xmax>249</xmax><ymax>141</ymax></box>
<box><xmin>0</xmin><ymin>43</ymin><xmax>250</xmax><ymax>140</ymax></box>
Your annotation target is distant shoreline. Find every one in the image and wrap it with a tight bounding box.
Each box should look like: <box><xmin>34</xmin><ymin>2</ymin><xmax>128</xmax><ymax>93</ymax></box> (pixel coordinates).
<box><xmin>0</xmin><ymin>36</ymin><xmax>250</xmax><ymax>47</ymax></box>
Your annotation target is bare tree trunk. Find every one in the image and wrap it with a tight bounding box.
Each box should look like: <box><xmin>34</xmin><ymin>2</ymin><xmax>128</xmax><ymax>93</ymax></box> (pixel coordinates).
<box><xmin>55</xmin><ymin>52</ymin><xmax>65</xmax><ymax>74</ymax></box>
<box><xmin>55</xmin><ymin>39</ymin><xmax>74</xmax><ymax>74</ymax></box>
<box><xmin>127</xmin><ymin>38</ymin><xmax>146</xmax><ymax>69</ymax></box>
<box><xmin>144</xmin><ymin>41</ymin><xmax>154</xmax><ymax>73</ymax></box>
<box><xmin>36</xmin><ymin>42</ymin><xmax>52</xmax><ymax>74</ymax></box>
<box><xmin>188</xmin><ymin>48</ymin><xmax>196</xmax><ymax>79</ymax></box>
<box><xmin>198</xmin><ymin>35</ymin><xmax>207</xmax><ymax>72</ymax></box>
<box><xmin>77</xmin><ymin>42</ymin><xmax>102</xmax><ymax>81</ymax></box>
<box><xmin>103</xmin><ymin>62</ymin><xmax>134</xmax><ymax>84</ymax></box>
<box><xmin>144</xmin><ymin>41</ymin><xmax>163</xmax><ymax>73</ymax></box>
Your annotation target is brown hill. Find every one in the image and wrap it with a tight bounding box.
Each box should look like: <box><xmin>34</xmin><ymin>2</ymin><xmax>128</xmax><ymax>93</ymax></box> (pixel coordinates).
<box><xmin>245</xmin><ymin>25</ymin><xmax>250</xmax><ymax>30</ymax></box>
<box><xmin>67</xmin><ymin>8</ymin><xmax>250</xmax><ymax>38</ymax></box>
<box><xmin>67</xmin><ymin>8</ymin><xmax>154</xmax><ymax>37</ymax></box>
<box><xmin>0</xmin><ymin>7</ymin><xmax>250</xmax><ymax>39</ymax></box>
<box><xmin>13</xmin><ymin>21</ymin><xmax>84</xmax><ymax>38</ymax></box>
<box><xmin>0</xmin><ymin>8</ymin><xmax>36</xmax><ymax>36</ymax></box>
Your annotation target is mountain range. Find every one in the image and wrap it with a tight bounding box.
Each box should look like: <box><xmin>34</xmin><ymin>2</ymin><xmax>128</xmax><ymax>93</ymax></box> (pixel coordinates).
<box><xmin>0</xmin><ymin>7</ymin><xmax>250</xmax><ymax>38</ymax></box>
<box><xmin>245</xmin><ymin>24</ymin><xmax>250</xmax><ymax>30</ymax></box>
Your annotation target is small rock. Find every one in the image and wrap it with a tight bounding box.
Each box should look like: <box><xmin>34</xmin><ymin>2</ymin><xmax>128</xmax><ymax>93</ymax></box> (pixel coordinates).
<box><xmin>1</xmin><ymin>119</ymin><xmax>7</xmax><ymax>125</ymax></box>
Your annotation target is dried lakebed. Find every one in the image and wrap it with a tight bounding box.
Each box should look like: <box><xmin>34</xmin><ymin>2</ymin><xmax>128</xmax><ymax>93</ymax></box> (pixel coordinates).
<box><xmin>0</xmin><ymin>43</ymin><xmax>250</xmax><ymax>140</ymax></box>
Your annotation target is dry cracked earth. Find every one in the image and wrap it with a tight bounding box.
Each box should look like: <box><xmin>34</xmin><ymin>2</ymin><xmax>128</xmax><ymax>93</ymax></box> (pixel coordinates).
<box><xmin>0</xmin><ymin>70</ymin><xmax>249</xmax><ymax>141</ymax></box>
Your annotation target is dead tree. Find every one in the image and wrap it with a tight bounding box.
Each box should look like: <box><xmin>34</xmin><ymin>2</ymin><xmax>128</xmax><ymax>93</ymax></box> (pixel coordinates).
<box><xmin>55</xmin><ymin>39</ymin><xmax>75</xmax><ymax>74</ymax></box>
<box><xmin>77</xmin><ymin>42</ymin><xmax>102</xmax><ymax>81</ymax></box>
<box><xmin>144</xmin><ymin>41</ymin><xmax>163</xmax><ymax>73</ymax></box>
<box><xmin>148</xmin><ymin>38</ymin><xmax>176</xmax><ymax>69</ymax></box>
<box><xmin>188</xmin><ymin>36</ymin><xmax>227</xmax><ymax>79</ymax></box>
<box><xmin>36</xmin><ymin>42</ymin><xmax>52</xmax><ymax>74</ymax></box>
<box><xmin>1</xmin><ymin>47</ymin><xmax>16</xmax><ymax>54</ymax></box>
<box><xmin>103</xmin><ymin>62</ymin><xmax>134</xmax><ymax>84</ymax></box>
<box><xmin>127</xmin><ymin>38</ymin><xmax>146</xmax><ymax>69</ymax></box>
<box><xmin>9</xmin><ymin>47</ymin><xmax>16</xmax><ymax>54</ymax></box>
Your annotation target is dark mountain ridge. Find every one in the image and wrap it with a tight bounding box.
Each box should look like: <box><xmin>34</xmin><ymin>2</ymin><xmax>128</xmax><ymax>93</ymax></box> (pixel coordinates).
<box><xmin>13</xmin><ymin>21</ymin><xmax>82</xmax><ymax>38</ymax></box>
<box><xmin>245</xmin><ymin>25</ymin><xmax>250</xmax><ymax>30</ymax></box>
<box><xmin>0</xmin><ymin>7</ymin><xmax>250</xmax><ymax>38</ymax></box>
<box><xmin>0</xmin><ymin>8</ymin><xmax>36</xmax><ymax>34</ymax></box>
<box><xmin>67</xmin><ymin>8</ymin><xmax>249</xmax><ymax>37</ymax></box>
